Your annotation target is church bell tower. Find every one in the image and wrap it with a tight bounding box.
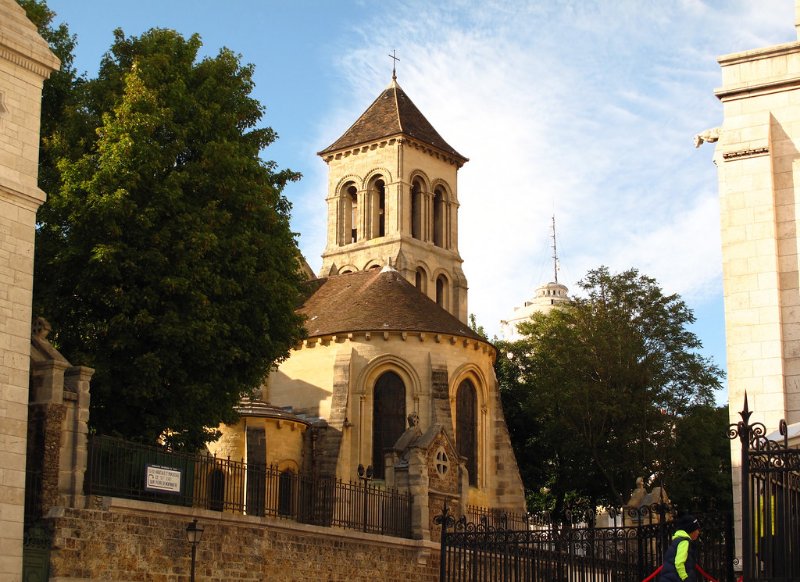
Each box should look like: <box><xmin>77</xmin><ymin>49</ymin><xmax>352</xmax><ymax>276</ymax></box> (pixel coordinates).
<box><xmin>317</xmin><ymin>73</ymin><xmax>470</xmax><ymax>322</ymax></box>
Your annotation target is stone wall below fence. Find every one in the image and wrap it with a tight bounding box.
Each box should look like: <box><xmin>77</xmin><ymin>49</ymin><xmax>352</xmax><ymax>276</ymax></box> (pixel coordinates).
<box><xmin>47</xmin><ymin>497</ymin><xmax>440</xmax><ymax>582</ymax></box>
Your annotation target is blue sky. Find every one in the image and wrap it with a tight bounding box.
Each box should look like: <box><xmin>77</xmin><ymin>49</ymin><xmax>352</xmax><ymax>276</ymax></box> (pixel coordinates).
<box><xmin>45</xmin><ymin>0</ymin><xmax>797</xmax><ymax>403</ymax></box>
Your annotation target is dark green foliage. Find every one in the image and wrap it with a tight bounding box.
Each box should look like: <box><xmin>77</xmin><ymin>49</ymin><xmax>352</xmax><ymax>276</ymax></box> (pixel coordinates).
<box><xmin>496</xmin><ymin>266</ymin><xmax>728</xmax><ymax>517</ymax></box>
<box><xmin>24</xmin><ymin>4</ymin><xmax>305</xmax><ymax>449</ymax></box>
<box><xmin>664</xmin><ymin>404</ymin><xmax>732</xmax><ymax>513</ymax></box>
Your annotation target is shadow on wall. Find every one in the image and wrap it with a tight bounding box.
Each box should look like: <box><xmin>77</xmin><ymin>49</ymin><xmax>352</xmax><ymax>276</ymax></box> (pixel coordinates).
<box><xmin>268</xmin><ymin>368</ymin><xmax>333</xmax><ymax>417</ymax></box>
<box><xmin>770</xmin><ymin>117</ymin><xmax>800</xmax><ymax>366</ymax></box>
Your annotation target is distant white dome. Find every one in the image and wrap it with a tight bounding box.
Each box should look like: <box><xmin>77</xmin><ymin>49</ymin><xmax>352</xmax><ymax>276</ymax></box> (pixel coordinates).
<box><xmin>500</xmin><ymin>281</ymin><xmax>569</xmax><ymax>341</ymax></box>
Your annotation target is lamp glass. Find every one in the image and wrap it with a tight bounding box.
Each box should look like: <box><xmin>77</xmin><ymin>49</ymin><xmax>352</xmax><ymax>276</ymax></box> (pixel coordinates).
<box><xmin>186</xmin><ymin>519</ymin><xmax>204</xmax><ymax>545</ymax></box>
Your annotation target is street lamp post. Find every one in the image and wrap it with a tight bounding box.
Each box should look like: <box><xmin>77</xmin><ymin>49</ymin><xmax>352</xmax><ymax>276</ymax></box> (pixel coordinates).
<box><xmin>186</xmin><ymin>518</ymin><xmax>204</xmax><ymax>582</ymax></box>
<box><xmin>357</xmin><ymin>464</ymin><xmax>373</xmax><ymax>533</ymax></box>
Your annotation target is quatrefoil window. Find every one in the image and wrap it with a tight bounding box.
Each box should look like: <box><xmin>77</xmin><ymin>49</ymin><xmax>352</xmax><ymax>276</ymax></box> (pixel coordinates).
<box><xmin>435</xmin><ymin>447</ymin><xmax>449</xmax><ymax>476</ymax></box>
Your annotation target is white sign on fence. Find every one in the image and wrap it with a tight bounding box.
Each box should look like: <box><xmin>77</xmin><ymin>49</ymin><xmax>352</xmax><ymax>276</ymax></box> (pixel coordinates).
<box><xmin>145</xmin><ymin>464</ymin><xmax>182</xmax><ymax>494</ymax></box>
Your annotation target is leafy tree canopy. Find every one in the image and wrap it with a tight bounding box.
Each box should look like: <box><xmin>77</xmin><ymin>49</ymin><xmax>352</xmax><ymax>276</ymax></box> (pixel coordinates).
<box><xmin>24</xmin><ymin>2</ymin><xmax>306</xmax><ymax>449</ymax></box>
<box><xmin>496</xmin><ymin>266</ymin><xmax>727</xmax><ymax>518</ymax></box>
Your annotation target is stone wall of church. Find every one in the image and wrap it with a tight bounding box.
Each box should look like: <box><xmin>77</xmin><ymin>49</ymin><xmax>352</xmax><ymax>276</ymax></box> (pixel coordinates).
<box><xmin>209</xmin><ymin>417</ymin><xmax>308</xmax><ymax>470</ymax></box>
<box><xmin>46</xmin><ymin>499</ymin><xmax>440</xmax><ymax>581</ymax></box>
<box><xmin>269</xmin><ymin>330</ymin><xmax>526</xmax><ymax>516</ymax></box>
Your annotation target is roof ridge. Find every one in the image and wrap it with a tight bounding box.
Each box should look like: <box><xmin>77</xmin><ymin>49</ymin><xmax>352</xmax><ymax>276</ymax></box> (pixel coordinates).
<box><xmin>316</xmin><ymin>88</ymin><xmax>389</xmax><ymax>156</ymax></box>
<box><xmin>392</xmin><ymin>80</ymin><xmax>404</xmax><ymax>133</ymax></box>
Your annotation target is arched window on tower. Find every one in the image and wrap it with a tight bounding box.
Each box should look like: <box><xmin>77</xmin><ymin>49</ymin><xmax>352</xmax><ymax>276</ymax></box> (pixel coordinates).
<box><xmin>372</xmin><ymin>371</ymin><xmax>406</xmax><ymax>479</ymax></box>
<box><xmin>411</xmin><ymin>179</ymin><xmax>422</xmax><ymax>239</ymax></box>
<box><xmin>433</xmin><ymin>187</ymin><xmax>444</xmax><ymax>247</ymax></box>
<box><xmin>415</xmin><ymin>267</ymin><xmax>427</xmax><ymax>294</ymax></box>
<box><xmin>456</xmin><ymin>379</ymin><xmax>478</xmax><ymax>487</ymax></box>
<box><xmin>436</xmin><ymin>274</ymin><xmax>448</xmax><ymax>309</ymax></box>
<box><xmin>369</xmin><ymin>178</ymin><xmax>386</xmax><ymax>239</ymax></box>
<box><xmin>342</xmin><ymin>184</ymin><xmax>358</xmax><ymax>244</ymax></box>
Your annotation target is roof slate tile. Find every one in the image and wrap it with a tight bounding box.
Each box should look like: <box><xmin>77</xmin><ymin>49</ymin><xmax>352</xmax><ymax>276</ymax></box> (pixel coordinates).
<box><xmin>299</xmin><ymin>268</ymin><xmax>482</xmax><ymax>340</ymax></box>
<box><xmin>318</xmin><ymin>80</ymin><xmax>466</xmax><ymax>162</ymax></box>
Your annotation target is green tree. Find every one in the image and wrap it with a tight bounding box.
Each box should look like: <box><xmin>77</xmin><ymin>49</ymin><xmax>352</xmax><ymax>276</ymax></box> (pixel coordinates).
<box><xmin>663</xmin><ymin>404</ymin><xmax>732</xmax><ymax>513</ymax></box>
<box><xmin>496</xmin><ymin>266</ymin><xmax>725</xmax><ymax>517</ymax></box>
<box><xmin>30</xmin><ymin>22</ymin><xmax>305</xmax><ymax>449</ymax></box>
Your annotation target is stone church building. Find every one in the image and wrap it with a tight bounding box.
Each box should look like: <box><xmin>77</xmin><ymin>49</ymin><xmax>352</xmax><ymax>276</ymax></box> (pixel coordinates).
<box><xmin>210</xmin><ymin>73</ymin><xmax>526</xmax><ymax>524</ymax></box>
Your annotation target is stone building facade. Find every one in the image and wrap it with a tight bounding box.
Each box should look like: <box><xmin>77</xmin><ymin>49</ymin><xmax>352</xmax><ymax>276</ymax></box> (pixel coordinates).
<box><xmin>0</xmin><ymin>1</ymin><xmax>59</xmax><ymax>578</ymax></box>
<box><xmin>499</xmin><ymin>280</ymin><xmax>569</xmax><ymax>341</ymax></box>
<box><xmin>714</xmin><ymin>0</ymin><xmax>800</xmax><ymax>567</ymax></box>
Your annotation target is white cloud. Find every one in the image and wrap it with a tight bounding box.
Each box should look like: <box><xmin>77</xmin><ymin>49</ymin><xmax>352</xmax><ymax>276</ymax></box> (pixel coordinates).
<box><xmin>291</xmin><ymin>0</ymin><xmax>793</xmax><ymax>363</ymax></box>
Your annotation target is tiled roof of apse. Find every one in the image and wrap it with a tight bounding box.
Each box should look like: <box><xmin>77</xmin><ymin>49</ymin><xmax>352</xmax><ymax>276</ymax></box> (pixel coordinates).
<box><xmin>299</xmin><ymin>268</ymin><xmax>482</xmax><ymax>341</ymax></box>
<box><xmin>318</xmin><ymin>79</ymin><xmax>467</xmax><ymax>163</ymax></box>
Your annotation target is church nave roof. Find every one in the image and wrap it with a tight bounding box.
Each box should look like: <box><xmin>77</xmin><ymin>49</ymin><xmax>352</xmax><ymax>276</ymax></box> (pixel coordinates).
<box><xmin>299</xmin><ymin>268</ymin><xmax>481</xmax><ymax>340</ymax></box>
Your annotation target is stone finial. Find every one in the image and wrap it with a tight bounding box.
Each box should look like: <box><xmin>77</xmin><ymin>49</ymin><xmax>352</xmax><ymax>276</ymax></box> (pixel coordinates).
<box><xmin>32</xmin><ymin>316</ymin><xmax>52</xmax><ymax>339</ymax></box>
<box><xmin>626</xmin><ymin>476</ymin><xmax>648</xmax><ymax>508</ymax></box>
<box><xmin>407</xmin><ymin>411</ymin><xmax>420</xmax><ymax>427</ymax></box>
<box><xmin>381</xmin><ymin>257</ymin><xmax>396</xmax><ymax>273</ymax></box>
<box><xmin>694</xmin><ymin>127</ymin><xmax>721</xmax><ymax>148</ymax></box>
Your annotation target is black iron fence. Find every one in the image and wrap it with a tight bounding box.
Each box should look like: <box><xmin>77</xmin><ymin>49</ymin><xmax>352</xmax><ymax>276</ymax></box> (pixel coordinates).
<box><xmin>729</xmin><ymin>396</ymin><xmax>800</xmax><ymax>581</ymax></box>
<box><xmin>438</xmin><ymin>504</ymin><xmax>733</xmax><ymax>582</ymax></box>
<box><xmin>23</xmin><ymin>470</ymin><xmax>51</xmax><ymax>582</ymax></box>
<box><xmin>85</xmin><ymin>434</ymin><xmax>411</xmax><ymax>538</ymax></box>
<box><xmin>466</xmin><ymin>505</ymin><xmax>530</xmax><ymax>530</ymax></box>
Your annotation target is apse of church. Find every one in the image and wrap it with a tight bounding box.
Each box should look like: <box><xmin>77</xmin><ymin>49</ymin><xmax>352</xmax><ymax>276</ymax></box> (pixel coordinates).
<box><xmin>215</xmin><ymin>74</ymin><xmax>526</xmax><ymax>531</ymax></box>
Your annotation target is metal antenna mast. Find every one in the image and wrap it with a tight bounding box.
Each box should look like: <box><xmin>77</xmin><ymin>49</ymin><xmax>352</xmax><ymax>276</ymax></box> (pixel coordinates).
<box><xmin>551</xmin><ymin>215</ymin><xmax>559</xmax><ymax>284</ymax></box>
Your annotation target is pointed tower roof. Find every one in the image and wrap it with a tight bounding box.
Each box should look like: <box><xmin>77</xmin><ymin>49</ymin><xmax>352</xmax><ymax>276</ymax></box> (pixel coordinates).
<box><xmin>318</xmin><ymin>78</ymin><xmax>467</xmax><ymax>164</ymax></box>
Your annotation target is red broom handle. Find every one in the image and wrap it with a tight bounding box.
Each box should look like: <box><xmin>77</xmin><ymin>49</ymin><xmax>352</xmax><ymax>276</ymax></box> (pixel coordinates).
<box><xmin>695</xmin><ymin>564</ymin><xmax>719</xmax><ymax>582</ymax></box>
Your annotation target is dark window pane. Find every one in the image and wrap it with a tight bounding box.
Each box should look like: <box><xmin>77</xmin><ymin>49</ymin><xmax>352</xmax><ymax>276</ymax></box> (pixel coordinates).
<box><xmin>457</xmin><ymin>380</ymin><xmax>477</xmax><ymax>486</ymax></box>
<box><xmin>372</xmin><ymin>371</ymin><xmax>406</xmax><ymax>479</ymax></box>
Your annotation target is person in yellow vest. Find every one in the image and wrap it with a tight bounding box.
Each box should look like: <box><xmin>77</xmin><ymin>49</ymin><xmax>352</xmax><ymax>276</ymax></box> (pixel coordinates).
<box><xmin>660</xmin><ymin>515</ymin><xmax>701</xmax><ymax>582</ymax></box>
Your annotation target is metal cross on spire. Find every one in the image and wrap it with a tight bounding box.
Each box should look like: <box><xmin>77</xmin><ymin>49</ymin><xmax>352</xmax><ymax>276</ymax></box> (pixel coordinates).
<box><xmin>389</xmin><ymin>50</ymin><xmax>399</xmax><ymax>80</ymax></box>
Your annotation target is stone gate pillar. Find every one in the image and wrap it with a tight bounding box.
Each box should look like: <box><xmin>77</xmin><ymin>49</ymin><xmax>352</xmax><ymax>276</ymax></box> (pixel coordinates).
<box><xmin>29</xmin><ymin>318</ymin><xmax>93</xmax><ymax>516</ymax></box>
<box><xmin>0</xmin><ymin>1</ymin><xmax>59</xmax><ymax>578</ymax></box>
